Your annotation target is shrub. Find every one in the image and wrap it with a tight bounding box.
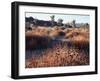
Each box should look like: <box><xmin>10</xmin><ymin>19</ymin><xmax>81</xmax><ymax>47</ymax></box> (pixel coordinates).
<box><xmin>26</xmin><ymin>35</ymin><xmax>52</xmax><ymax>50</ymax></box>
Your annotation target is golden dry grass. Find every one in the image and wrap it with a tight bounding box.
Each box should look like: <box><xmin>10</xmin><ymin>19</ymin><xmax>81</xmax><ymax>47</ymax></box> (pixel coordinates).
<box><xmin>26</xmin><ymin>42</ymin><xmax>89</xmax><ymax>68</ymax></box>
<box><xmin>64</xmin><ymin>28</ymin><xmax>89</xmax><ymax>49</ymax></box>
<box><xmin>25</xmin><ymin>26</ymin><xmax>89</xmax><ymax>68</ymax></box>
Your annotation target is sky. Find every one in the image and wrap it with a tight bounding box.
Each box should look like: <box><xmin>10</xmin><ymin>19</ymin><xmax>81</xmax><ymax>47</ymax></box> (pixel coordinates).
<box><xmin>26</xmin><ymin>12</ymin><xmax>90</xmax><ymax>24</ymax></box>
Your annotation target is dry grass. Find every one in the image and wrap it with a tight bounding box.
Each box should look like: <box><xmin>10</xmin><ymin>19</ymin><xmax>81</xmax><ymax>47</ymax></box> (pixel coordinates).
<box><xmin>26</xmin><ymin>42</ymin><xmax>89</xmax><ymax>68</ymax></box>
<box><xmin>25</xmin><ymin>26</ymin><xmax>89</xmax><ymax>68</ymax></box>
<box><xmin>65</xmin><ymin>28</ymin><xmax>89</xmax><ymax>49</ymax></box>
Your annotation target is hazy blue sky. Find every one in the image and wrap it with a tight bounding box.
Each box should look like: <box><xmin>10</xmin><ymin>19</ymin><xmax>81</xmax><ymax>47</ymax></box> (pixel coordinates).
<box><xmin>26</xmin><ymin>12</ymin><xmax>90</xmax><ymax>24</ymax></box>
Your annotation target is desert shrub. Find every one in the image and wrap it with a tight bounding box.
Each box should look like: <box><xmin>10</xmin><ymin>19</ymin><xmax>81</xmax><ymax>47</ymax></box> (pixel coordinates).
<box><xmin>26</xmin><ymin>35</ymin><xmax>52</xmax><ymax>50</ymax></box>
<box><xmin>63</xmin><ymin>28</ymin><xmax>73</xmax><ymax>34</ymax></box>
<box><xmin>58</xmin><ymin>31</ymin><xmax>65</xmax><ymax>36</ymax></box>
<box><xmin>49</xmin><ymin>29</ymin><xmax>60</xmax><ymax>39</ymax></box>
<box><xmin>64</xmin><ymin>28</ymin><xmax>89</xmax><ymax>51</ymax></box>
<box><xmin>69</xmin><ymin>35</ymin><xmax>89</xmax><ymax>52</ymax></box>
<box><xmin>26</xmin><ymin>27</ymin><xmax>50</xmax><ymax>37</ymax></box>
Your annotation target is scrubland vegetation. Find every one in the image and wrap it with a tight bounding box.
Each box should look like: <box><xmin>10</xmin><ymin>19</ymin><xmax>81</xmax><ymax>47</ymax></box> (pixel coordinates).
<box><xmin>25</xmin><ymin>26</ymin><xmax>89</xmax><ymax>68</ymax></box>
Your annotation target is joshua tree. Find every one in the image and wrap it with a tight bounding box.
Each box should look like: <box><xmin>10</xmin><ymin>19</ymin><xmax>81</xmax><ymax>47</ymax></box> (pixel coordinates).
<box><xmin>72</xmin><ymin>20</ymin><xmax>76</xmax><ymax>27</ymax></box>
<box><xmin>50</xmin><ymin>15</ymin><xmax>55</xmax><ymax>21</ymax></box>
<box><xmin>85</xmin><ymin>23</ymin><xmax>89</xmax><ymax>27</ymax></box>
<box><xmin>50</xmin><ymin>15</ymin><xmax>55</xmax><ymax>27</ymax></box>
<box><xmin>33</xmin><ymin>18</ymin><xmax>38</xmax><ymax>27</ymax></box>
<box><xmin>57</xmin><ymin>18</ymin><xmax>63</xmax><ymax>26</ymax></box>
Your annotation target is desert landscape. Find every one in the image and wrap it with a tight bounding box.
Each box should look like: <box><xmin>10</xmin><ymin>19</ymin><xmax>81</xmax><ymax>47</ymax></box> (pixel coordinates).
<box><xmin>25</xmin><ymin>15</ymin><xmax>90</xmax><ymax>68</ymax></box>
